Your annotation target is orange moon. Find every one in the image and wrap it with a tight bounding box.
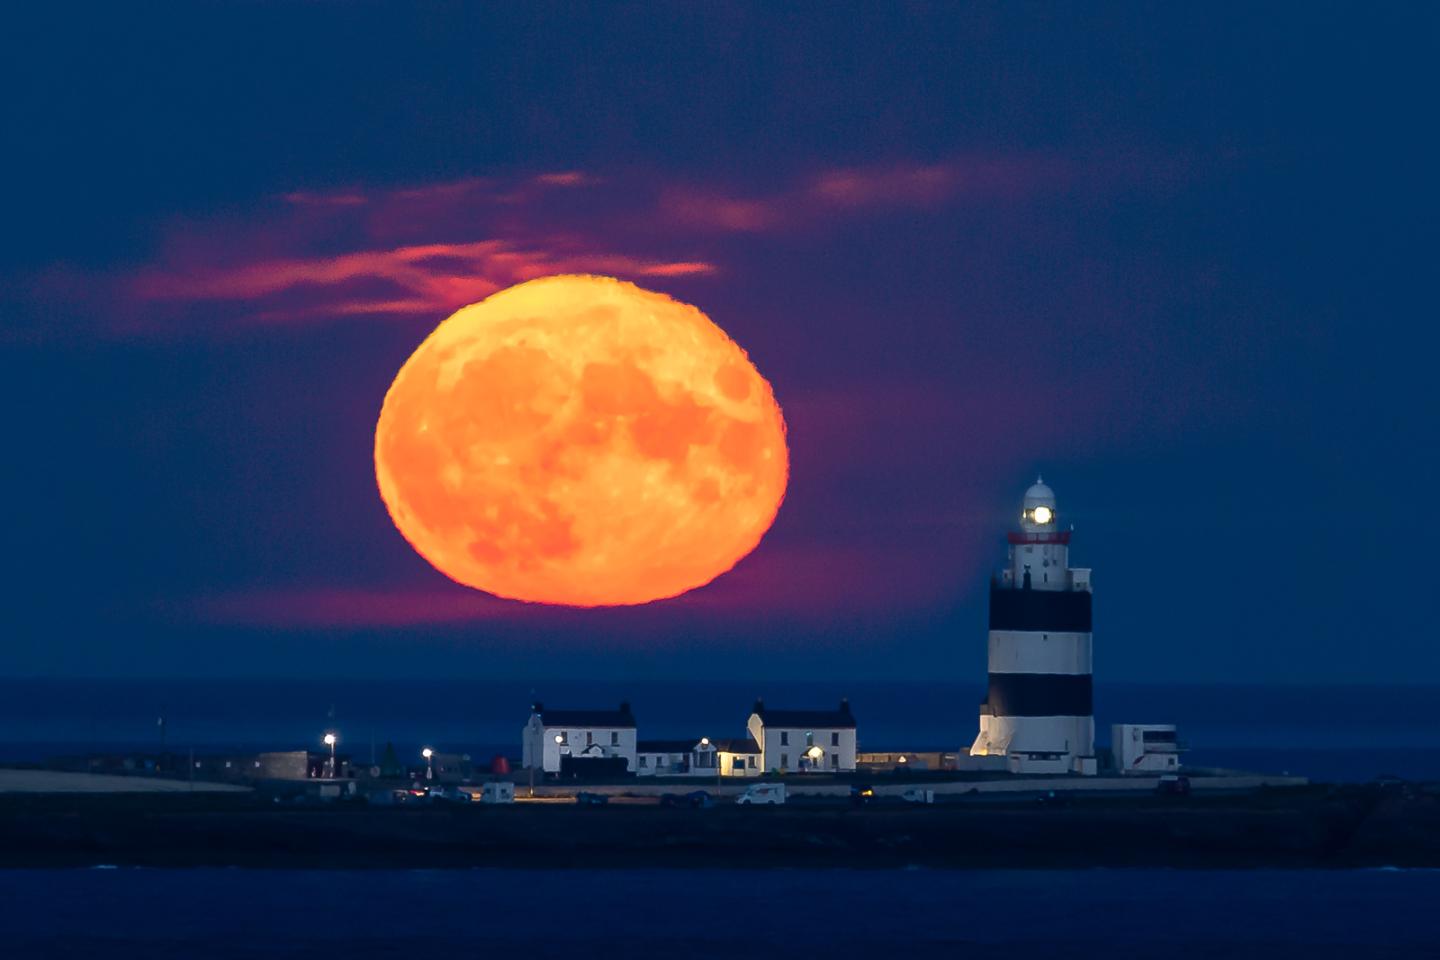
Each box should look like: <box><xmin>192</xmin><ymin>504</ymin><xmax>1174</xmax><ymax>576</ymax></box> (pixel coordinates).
<box><xmin>374</xmin><ymin>275</ymin><xmax>788</xmax><ymax>606</ymax></box>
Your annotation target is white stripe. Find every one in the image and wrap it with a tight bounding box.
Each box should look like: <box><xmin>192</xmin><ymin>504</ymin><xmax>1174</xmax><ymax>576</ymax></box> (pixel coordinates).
<box><xmin>987</xmin><ymin>630</ymin><xmax>1092</xmax><ymax>675</ymax></box>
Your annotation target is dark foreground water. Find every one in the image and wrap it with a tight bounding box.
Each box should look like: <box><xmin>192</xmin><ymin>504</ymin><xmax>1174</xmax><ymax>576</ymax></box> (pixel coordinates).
<box><xmin>1</xmin><ymin>867</ymin><xmax>1438</xmax><ymax>959</ymax></box>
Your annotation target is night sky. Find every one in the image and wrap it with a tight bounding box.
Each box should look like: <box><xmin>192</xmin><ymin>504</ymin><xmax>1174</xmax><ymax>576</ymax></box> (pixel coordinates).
<box><xmin>3</xmin><ymin>4</ymin><xmax>1435</xmax><ymax>683</ymax></box>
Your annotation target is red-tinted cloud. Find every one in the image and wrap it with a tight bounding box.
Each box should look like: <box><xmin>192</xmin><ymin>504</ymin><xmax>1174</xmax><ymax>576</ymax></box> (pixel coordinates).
<box><xmin>19</xmin><ymin>154</ymin><xmax>1098</xmax><ymax>340</ymax></box>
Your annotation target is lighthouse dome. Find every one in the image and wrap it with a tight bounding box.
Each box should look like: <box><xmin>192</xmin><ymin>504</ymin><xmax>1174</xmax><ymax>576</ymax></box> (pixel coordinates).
<box><xmin>1021</xmin><ymin>476</ymin><xmax>1057</xmax><ymax>528</ymax></box>
<box><xmin>1022</xmin><ymin>476</ymin><xmax>1056</xmax><ymax>509</ymax></box>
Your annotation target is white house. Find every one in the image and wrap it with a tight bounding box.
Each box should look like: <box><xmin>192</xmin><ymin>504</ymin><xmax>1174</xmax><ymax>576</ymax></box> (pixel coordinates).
<box><xmin>636</xmin><ymin>738</ymin><xmax>718</xmax><ymax>777</ymax></box>
<box><xmin>746</xmin><ymin>699</ymin><xmax>857</xmax><ymax>773</ymax></box>
<box><xmin>1112</xmin><ymin>724</ymin><xmax>1182</xmax><ymax>774</ymax></box>
<box><xmin>521</xmin><ymin>702</ymin><xmax>638</xmax><ymax>775</ymax></box>
<box><xmin>715</xmin><ymin>738</ymin><xmax>763</xmax><ymax>777</ymax></box>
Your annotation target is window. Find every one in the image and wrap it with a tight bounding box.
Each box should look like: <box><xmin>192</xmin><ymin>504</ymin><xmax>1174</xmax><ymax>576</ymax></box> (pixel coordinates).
<box><xmin>733</xmin><ymin>757</ymin><xmax>746</xmax><ymax>770</ymax></box>
<box><xmin>805</xmin><ymin>730</ymin><xmax>814</xmax><ymax>746</ymax></box>
<box><xmin>830</xmin><ymin>754</ymin><xmax>838</xmax><ymax>769</ymax></box>
<box><xmin>781</xmin><ymin>753</ymin><xmax>788</xmax><ymax>768</ymax></box>
<box><xmin>586</xmin><ymin>731</ymin><xmax>594</xmax><ymax>745</ymax></box>
<box><xmin>639</xmin><ymin>756</ymin><xmax>648</xmax><ymax>767</ymax></box>
<box><xmin>557</xmin><ymin>731</ymin><xmax>568</xmax><ymax>745</ymax></box>
<box><xmin>611</xmin><ymin>731</ymin><xmax>619</xmax><ymax>746</ymax></box>
<box><xmin>831</xmin><ymin>732</ymin><xmax>839</xmax><ymax>746</ymax></box>
<box><xmin>780</xmin><ymin>732</ymin><xmax>789</xmax><ymax>746</ymax></box>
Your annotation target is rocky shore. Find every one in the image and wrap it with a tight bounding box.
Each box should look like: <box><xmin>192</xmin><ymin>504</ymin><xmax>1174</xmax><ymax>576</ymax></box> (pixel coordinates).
<box><xmin>0</xmin><ymin>783</ymin><xmax>1436</xmax><ymax>870</ymax></box>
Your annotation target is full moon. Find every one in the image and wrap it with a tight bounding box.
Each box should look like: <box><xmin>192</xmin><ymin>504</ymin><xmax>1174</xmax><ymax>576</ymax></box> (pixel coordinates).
<box><xmin>374</xmin><ymin>275</ymin><xmax>789</xmax><ymax>606</ymax></box>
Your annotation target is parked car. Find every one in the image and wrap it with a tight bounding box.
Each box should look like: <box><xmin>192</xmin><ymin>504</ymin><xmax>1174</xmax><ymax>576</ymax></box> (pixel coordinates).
<box><xmin>427</xmin><ymin>785</ymin><xmax>471</xmax><ymax>804</ymax></box>
<box><xmin>736</xmin><ymin>783</ymin><xmax>786</xmax><ymax>805</ymax></box>
<box><xmin>684</xmin><ymin>790</ymin><xmax>714</xmax><ymax>809</ymax></box>
<box><xmin>575</xmin><ymin>791</ymin><xmax>609</xmax><ymax>806</ymax></box>
<box><xmin>901</xmin><ymin>788</ymin><xmax>935</xmax><ymax>804</ymax></box>
<box><xmin>850</xmin><ymin>784</ymin><xmax>876</xmax><ymax>806</ymax></box>
<box><xmin>1156</xmin><ymin>774</ymin><xmax>1192</xmax><ymax>796</ymax></box>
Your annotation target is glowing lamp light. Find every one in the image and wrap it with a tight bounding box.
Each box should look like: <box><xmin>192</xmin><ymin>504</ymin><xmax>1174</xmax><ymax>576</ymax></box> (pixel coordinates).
<box><xmin>421</xmin><ymin>747</ymin><xmax>434</xmax><ymax>759</ymax></box>
<box><xmin>1032</xmin><ymin>505</ymin><xmax>1053</xmax><ymax>525</ymax></box>
<box><xmin>700</xmin><ymin>737</ymin><xmax>710</xmax><ymax>746</ymax></box>
<box><xmin>554</xmin><ymin>734</ymin><xmax>564</xmax><ymax>744</ymax></box>
<box><xmin>899</xmin><ymin>755</ymin><xmax>908</xmax><ymax>763</ymax></box>
<box><xmin>806</xmin><ymin>746</ymin><xmax>823</xmax><ymax>760</ymax></box>
<box><xmin>322</xmin><ymin>733</ymin><xmax>338</xmax><ymax>747</ymax></box>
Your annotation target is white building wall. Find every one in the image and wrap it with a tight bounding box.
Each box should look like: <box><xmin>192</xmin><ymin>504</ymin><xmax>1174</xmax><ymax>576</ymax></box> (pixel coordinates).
<box><xmin>522</xmin><ymin>716</ymin><xmax>638</xmax><ymax>773</ymax></box>
<box><xmin>1113</xmin><ymin>724</ymin><xmax>1181</xmax><ymax>774</ymax></box>
<box><xmin>718</xmin><ymin>752</ymin><xmax>761</xmax><ymax>777</ymax></box>
<box><xmin>747</xmin><ymin>714</ymin><xmax>857</xmax><ymax>772</ymax></box>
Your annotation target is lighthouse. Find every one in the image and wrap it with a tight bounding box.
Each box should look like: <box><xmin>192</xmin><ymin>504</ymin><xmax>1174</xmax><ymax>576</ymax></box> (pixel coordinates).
<box><xmin>969</xmin><ymin>477</ymin><xmax>1098</xmax><ymax>775</ymax></box>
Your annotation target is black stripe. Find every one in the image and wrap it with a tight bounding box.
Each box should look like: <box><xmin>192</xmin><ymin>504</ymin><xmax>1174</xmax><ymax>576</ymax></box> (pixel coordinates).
<box><xmin>989</xmin><ymin>585</ymin><xmax>1092</xmax><ymax>632</ymax></box>
<box><xmin>985</xmin><ymin>673</ymin><xmax>1093</xmax><ymax>716</ymax></box>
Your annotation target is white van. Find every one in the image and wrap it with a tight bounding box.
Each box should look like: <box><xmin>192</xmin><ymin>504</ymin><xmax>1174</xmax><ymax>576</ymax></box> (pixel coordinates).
<box><xmin>480</xmin><ymin>782</ymin><xmax>515</xmax><ymax>804</ymax></box>
<box><xmin>736</xmin><ymin>783</ymin><xmax>786</xmax><ymax>805</ymax></box>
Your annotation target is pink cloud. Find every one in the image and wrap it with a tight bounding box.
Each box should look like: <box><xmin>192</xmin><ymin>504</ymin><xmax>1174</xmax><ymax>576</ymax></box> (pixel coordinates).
<box><xmin>659</xmin><ymin>187</ymin><xmax>783</xmax><ymax>232</ymax></box>
<box><xmin>21</xmin><ymin>152</ymin><xmax>1114</xmax><ymax>339</ymax></box>
<box><xmin>281</xmin><ymin>190</ymin><xmax>367</xmax><ymax>207</ymax></box>
<box><xmin>650</xmin><ymin>156</ymin><xmax>1072</xmax><ymax>234</ymax></box>
<box><xmin>533</xmin><ymin>171</ymin><xmax>593</xmax><ymax>187</ymax></box>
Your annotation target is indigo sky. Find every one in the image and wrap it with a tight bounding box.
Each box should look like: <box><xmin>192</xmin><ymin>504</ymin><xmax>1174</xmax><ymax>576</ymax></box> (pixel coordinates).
<box><xmin>2</xmin><ymin>4</ymin><xmax>1435</xmax><ymax>682</ymax></box>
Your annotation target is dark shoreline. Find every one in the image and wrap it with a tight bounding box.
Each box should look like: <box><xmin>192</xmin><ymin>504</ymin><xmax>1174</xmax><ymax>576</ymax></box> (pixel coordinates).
<box><xmin>2</xmin><ymin>784</ymin><xmax>1437</xmax><ymax>870</ymax></box>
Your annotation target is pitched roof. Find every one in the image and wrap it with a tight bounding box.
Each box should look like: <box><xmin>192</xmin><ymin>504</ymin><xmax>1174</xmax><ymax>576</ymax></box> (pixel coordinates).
<box><xmin>751</xmin><ymin>698</ymin><xmax>856</xmax><ymax>729</ymax></box>
<box><xmin>714</xmin><ymin>738</ymin><xmax>761</xmax><ymax>755</ymax></box>
<box><xmin>637</xmin><ymin>739</ymin><xmax>704</xmax><ymax>754</ymax></box>
<box><xmin>532</xmin><ymin>702</ymin><xmax>636</xmax><ymax>728</ymax></box>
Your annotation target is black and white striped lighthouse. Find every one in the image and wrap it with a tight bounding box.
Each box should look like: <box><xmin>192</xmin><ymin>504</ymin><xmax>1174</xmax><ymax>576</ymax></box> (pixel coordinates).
<box><xmin>969</xmin><ymin>477</ymin><xmax>1097</xmax><ymax>775</ymax></box>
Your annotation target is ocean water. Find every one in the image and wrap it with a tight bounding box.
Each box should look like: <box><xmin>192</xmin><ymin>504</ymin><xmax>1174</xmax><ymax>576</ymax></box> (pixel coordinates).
<box><xmin>2</xmin><ymin>867</ymin><xmax>1438</xmax><ymax>958</ymax></box>
<box><xmin>0</xmin><ymin>678</ymin><xmax>1437</xmax><ymax>782</ymax></box>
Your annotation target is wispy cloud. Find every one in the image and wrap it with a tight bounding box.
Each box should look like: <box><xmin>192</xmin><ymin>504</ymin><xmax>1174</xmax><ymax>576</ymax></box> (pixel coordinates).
<box><xmin>18</xmin><ymin>151</ymin><xmax>1124</xmax><ymax>339</ymax></box>
<box><xmin>130</xmin><ymin>238</ymin><xmax>713</xmax><ymax>325</ymax></box>
<box><xmin>652</xmin><ymin>155</ymin><xmax>1071</xmax><ymax>233</ymax></box>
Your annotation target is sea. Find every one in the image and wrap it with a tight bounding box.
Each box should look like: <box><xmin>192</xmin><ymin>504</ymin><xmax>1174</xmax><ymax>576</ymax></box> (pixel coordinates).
<box><xmin>0</xmin><ymin>677</ymin><xmax>1436</xmax><ymax>782</ymax></box>
<box><xmin>2</xmin><ymin>867</ymin><xmax>1438</xmax><ymax>958</ymax></box>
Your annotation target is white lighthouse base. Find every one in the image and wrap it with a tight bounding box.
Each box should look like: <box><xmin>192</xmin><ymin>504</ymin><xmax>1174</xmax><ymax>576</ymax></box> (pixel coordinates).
<box><xmin>968</xmin><ymin>715</ymin><xmax>1097</xmax><ymax>776</ymax></box>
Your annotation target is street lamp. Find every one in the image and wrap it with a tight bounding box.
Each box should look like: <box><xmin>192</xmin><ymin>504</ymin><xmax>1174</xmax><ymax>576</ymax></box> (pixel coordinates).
<box><xmin>422</xmin><ymin>746</ymin><xmax>434</xmax><ymax>781</ymax></box>
<box><xmin>323</xmin><ymin>732</ymin><xmax>338</xmax><ymax>778</ymax></box>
